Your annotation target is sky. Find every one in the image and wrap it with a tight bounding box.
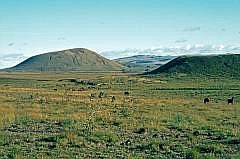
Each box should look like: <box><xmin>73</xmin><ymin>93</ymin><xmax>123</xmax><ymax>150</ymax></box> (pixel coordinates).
<box><xmin>1</xmin><ymin>0</ymin><xmax>240</xmax><ymax>68</ymax></box>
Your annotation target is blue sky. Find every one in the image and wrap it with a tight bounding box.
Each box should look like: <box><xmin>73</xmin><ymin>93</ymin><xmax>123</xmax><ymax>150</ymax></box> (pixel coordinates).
<box><xmin>1</xmin><ymin>0</ymin><xmax>240</xmax><ymax>67</ymax></box>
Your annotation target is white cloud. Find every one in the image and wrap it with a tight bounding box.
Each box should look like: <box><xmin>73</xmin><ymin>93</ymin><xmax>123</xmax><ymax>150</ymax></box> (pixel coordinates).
<box><xmin>101</xmin><ymin>45</ymin><xmax>240</xmax><ymax>59</ymax></box>
<box><xmin>185</xmin><ymin>44</ymin><xmax>192</xmax><ymax>51</ymax></box>
<box><xmin>57</xmin><ymin>37</ymin><xmax>66</xmax><ymax>40</ymax></box>
<box><xmin>0</xmin><ymin>53</ymin><xmax>28</xmax><ymax>69</ymax></box>
<box><xmin>8</xmin><ymin>43</ymin><xmax>15</xmax><ymax>47</ymax></box>
<box><xmin>1</xmin><ymin>45</ymin><xmax>240</xmax><ymax>69</ymax></box>
<box><xmin>181</xmin><ymin>27</ymin><xmax>201</xmax><ymax>32</ymax></box>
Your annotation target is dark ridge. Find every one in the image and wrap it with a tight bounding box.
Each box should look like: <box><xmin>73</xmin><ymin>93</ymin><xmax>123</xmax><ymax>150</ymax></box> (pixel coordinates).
<box><xmin>148</xmin><ymin>54</ymin><xmax>240</xmax><ymax>77</ymax></box>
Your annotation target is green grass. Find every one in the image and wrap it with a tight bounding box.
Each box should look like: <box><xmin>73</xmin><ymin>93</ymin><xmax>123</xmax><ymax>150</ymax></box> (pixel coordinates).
<box><xmin>0</xmin><ymin>72</ymin><xmax>239</xmax><ymax>158</ymax></box>
<box><xmin>149</xmin><ymin>54</ymin><xmax>240</xmax><ymax>78</ymax></box>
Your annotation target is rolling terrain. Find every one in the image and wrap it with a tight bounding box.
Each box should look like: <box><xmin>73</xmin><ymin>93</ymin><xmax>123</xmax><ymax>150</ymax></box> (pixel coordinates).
<box><xmin>149</xmin><ymin>54</ymin><xmax>240</xmax><ymax>77</ymax></box>
<box><xmin>0</xmin><ymin>72</ymin><xmax>239</xmax><ymax>158</ymax></box>
<box><xmin>0</xmin><ymin>53</ymin><xmax>239</xmax><ymax>158</ymax></box>
<box><xmin>4</xmin><ymin>48</ymin><xmax>124</xmax><ymax>72</ymax></box>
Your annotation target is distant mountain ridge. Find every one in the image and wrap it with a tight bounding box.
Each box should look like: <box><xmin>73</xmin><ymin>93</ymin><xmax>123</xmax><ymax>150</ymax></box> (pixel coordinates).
<box><xmin>149</xmin><ymin>54</ymin><xmax>240</xmax><ymax>77</ymax></box>
<box><xmin>115</xmin><ymin>55</ymin><xmax>174</xmax><ymax>73</ymax></box>
<box><xmin>4</xmin><ymin>48</ymin><xmax>124</xmax><ymax>72</ymax></box>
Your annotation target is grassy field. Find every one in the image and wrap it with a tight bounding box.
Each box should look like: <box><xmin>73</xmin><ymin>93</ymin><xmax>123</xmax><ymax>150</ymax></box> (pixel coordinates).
<box><xmin>0</xmin><ymin>72</ymin><xmax>239</xmax><ymax>159</ymax></box>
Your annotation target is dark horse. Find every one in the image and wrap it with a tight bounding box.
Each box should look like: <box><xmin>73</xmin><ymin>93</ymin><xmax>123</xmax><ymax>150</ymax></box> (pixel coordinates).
<box><xmin>228</xmin><ymin>97</ymin><xmax>234</xmax><ymax>104</ymax></box>
<box><xmin>204</xmin><ymin>97</ymin><xmax>210</xmax><ymax>104</ymax></box>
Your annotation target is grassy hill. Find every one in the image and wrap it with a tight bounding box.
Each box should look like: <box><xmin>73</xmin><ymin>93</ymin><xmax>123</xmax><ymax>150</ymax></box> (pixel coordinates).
<box><xmin>4</xmin><ymin>48</ymin><xmax>124</xmax><ymax>72</ymax></box>
<box><xmin>149</xmin><ymin>54</ymin><xmax>240</xmax><ymax>77</ymax></box>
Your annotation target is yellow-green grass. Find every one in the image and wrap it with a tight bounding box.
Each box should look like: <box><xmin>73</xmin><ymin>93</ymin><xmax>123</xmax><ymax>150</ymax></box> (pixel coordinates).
<box><xmin>0</xmin><ymin>72</ymin><xmax>239</xmax><ymax>158</ymax></box>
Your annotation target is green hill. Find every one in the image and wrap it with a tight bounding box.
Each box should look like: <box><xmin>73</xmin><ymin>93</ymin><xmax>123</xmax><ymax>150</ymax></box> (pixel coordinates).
<box><xmin>5</xmin><ymin>48</ymin><xmax>124</xmax><ymax>72</ymax></box>
<box><xmin>149</xmin><ymin>54</ymin><xmax>240</xmax><ymax>77</ymax></box>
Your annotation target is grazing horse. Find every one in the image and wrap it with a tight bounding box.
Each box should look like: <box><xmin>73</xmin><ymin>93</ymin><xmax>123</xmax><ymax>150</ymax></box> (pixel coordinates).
<box><xmin>90</xmin><ymin>93</ymin><xmax>96</xmax><ymax>98</ymax></box>
<box><xmin>124</xmin><ymin>91</ymin><xmax>130</xmax><ymax>96</ymax></box>
<box><xmin>228</xmin><ymin>97</ymin><xmax>234</xmax><ymax>104</ymax></box>
<box><xmin>111</xmin><ymin>96</ymin><xmax>116</xmax><ymax>102</ymax></box>
<box><xmin>203</xmin><ymin>97</ymin><xmax>210</xmax><ymax>104</ymax></box>
<box><xmin>98</xmin><ymin>91</ymin><xmax>104</xmax><ymax>98</ymax></box>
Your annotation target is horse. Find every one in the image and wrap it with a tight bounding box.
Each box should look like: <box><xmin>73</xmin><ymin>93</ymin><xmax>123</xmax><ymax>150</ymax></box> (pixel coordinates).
<box><xmin>204</xmin><ymin>97</ymin><xmax>210</xmax><ymax>104</ymax></box>
<box><xmin>228</xmin><ymin>97</ymin><xmax>234</xmax><ymax>104</ymax></box>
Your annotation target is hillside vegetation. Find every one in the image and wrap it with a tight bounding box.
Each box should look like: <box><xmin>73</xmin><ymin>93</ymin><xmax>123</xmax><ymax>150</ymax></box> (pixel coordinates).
<box><xmin>149</xmin><ymin>54</ymin><xmax>240</xmax><ymax>77</ymax></box>
<box><xmin>5</xmin><ymin>48</ymin><xmax>124</xmax><ymax>72</ymax></box>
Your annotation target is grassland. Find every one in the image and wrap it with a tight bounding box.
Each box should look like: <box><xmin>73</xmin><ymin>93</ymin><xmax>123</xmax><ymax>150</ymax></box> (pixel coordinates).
<box><xmin>0</xmin><ymin>72</ymin><xmax>239</xmax><ymax>158</ymax></box>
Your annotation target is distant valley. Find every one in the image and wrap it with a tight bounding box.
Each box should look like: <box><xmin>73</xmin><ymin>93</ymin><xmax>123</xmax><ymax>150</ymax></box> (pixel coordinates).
<box><xmin>115</xmin><ymin>55</ymin><xmax>175</xmax><ymax>73</ymax></box>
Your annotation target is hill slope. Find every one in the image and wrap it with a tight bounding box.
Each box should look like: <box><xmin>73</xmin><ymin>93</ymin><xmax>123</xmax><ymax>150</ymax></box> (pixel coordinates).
<box><xmin>149</xmin><ymin>54</ymin><xmax>240</xmax><ymax>76</ymax></box>
<box><xmin>5</xmin><ymin>48</ymin><xmax>124</xmax><ymax>72</ymax></box>
<box><xmin>115</xmin><ymin>55</ymin><xmax>174</xmax><ymax>73</ymax></box>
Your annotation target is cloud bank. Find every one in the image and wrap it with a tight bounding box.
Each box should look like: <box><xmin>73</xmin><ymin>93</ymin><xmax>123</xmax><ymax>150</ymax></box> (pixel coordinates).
<box><xmin>0</xmin><ymin>53</ymin><xmax>28</xmax><ymax>69</ymax></box>
<box><xmin>101</xmin><ymin>45</ymin><xmax>240</xmax><ymax>59</ymax></box>
<box><xmin>1</xmin><ymin>45</ymin><xmax>240</xmax><ymax>69</ymax></box>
